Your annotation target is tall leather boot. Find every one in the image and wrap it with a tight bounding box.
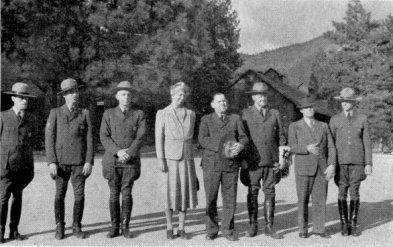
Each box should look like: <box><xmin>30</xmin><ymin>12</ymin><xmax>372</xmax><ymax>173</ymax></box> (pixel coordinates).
<box><xmin>9</xmin><ymin>197</ymin><xmax>26</xmax><ymax>240</ymax></box>
<box><xmin>54</xmin><ymin>199</ymin><xmax>65</xmax><ymax>240</ymax></box>
<box><xmin>264</xmin><ymin>198</ymin><xmax>282</xmax><ymax>239</ymax></box>
<box><xmin>0</xmin><ymin>226</ymin><xmax>5</xmax><ymax>244</ymax></box>
<box><xmin>245</xmin><ymin>193</ymin><xmax>258</xmax><ymax>237</ymax></box>
<box><xmin>121</xmin><ymin>198</ymin><xmax>133</xmax><ymax>239</ymax></box>
<box><xmin>349</xmin><ymin>199</ymin><xmax>360</xmax><ymax>237</ymax></box>
<box><xmin>337</xmin><ymin>199</ymin><xmax>349</xmax><ymax>236</ymax></box>
<box><xmin>107</xmin><ymin>200</ymin><xmax>120</xmax><ymax>238</ymax></box>
<box><xmin>72</xmin><ymin>200</ymin><xmax>86</xmax><ymax>239</ymax></box>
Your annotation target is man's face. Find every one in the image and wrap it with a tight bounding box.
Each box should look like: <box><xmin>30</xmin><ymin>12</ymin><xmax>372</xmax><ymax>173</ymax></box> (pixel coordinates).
<box><xmin>252</xmin><ymin>93</ymin><xmax>268</xmax><ymax>108</ymax></box>
<box><xmin>211</xmin><ymin>94</ymin><xmax>228</xmax><ymax>115</ymax></box>
<box><xmin>300</xmin><ymin>106</ymin><xmax>315</xmax><ymax>118</ymax></box>
<box><xmin>116</xmin><ymin>90</ymin><xmax>132</xmax><ymax>107</ymax></box>
<box><xmin>12</xmin><ymin>96</ymin><xmax>29</xmax><ymax>110</ymax></box>
<box><xmin>63</xmin><ymin>89</ymin><xmax>79</xmax><ymax>106</ymax></box>
<box><xmin>341</xmin><ymin>101</ymin><xmax>354</xmax><ymax>112</ymax></box>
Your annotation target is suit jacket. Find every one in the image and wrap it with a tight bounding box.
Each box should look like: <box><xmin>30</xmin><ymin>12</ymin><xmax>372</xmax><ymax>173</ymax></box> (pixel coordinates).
<box><xmin>288</xmin><ymin>118</ymin><xmax>336</xmax><ymax>176</ymax></box>
<box><xmin>198</xmin><ymin>112</ymin><xmax>248</xmax><ymax>172</ymax></box>
<box><xmin>329</xmin><ymin>111</ymin><xmax>372</xmax><ymax>166</ymax></box>
<box><xmin>242</xmin><ymin>106</ymin><xmax>286</xmax><ymax>167</ymax></box>
<box><xmin>155</xmin><ymin>106</ymin><xmax>195</xmax><ymax>161</ymax></box>
<box><xmin>100</xmin><ymin>106</ymin><xmax>146</xmax><ymax>169</ymax></box>
<box><xmin>0</xmin><ymin>109</ymin><xmax>36</xmax><ymax>181</ymax></box>
<box><xmin>45</xmin><ymin>105</ymin><xmax>94</xmax><ymax>166</ymax></box>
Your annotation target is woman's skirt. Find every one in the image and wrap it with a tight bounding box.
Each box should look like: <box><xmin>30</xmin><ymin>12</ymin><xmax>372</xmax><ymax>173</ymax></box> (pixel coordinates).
<box><xmin>164</xmin><ymin>158</ymin><xmax>198</xmax><ymax>211</ymax></box>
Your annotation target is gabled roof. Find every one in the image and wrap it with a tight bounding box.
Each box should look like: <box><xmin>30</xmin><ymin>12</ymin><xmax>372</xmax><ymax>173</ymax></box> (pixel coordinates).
<box><xmin>229</xmin><ymin>69</ymin><xmax>332</xmax><ymax>117</ymax></box>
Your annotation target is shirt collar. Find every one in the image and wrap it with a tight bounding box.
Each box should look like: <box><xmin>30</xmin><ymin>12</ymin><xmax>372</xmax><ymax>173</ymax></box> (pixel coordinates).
<box><xmin>303</xmin><ymin>117</ymin><xmax>315</xmax><ymax>127</ymax></box>
<box><xmin>344</xmin><ymin>110</ymin><xmax>354</xmax><ymax>117</ymax></box>
<box><xmin>12</xmin><ymin>107</ymin><xmax>24</xmax><ymax>117</ymax></box>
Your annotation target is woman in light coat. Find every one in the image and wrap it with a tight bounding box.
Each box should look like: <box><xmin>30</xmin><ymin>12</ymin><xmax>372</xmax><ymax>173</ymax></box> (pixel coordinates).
<box><xmin>155</xmin><ymin>82</ymin><xmax>198</xmax><ymax>240</ymax></box>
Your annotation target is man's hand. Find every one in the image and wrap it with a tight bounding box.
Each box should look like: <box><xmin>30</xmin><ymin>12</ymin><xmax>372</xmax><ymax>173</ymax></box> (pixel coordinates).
<box><xmin>307</xmin><ymin>143</ymin><xmax>320</xmax><ymax>155</ymax></box>
<box><xmin>82</xmin><ymin>163</ymin><xmax>93</xmax><ymax>177</ymax></box>
<box><xmin>117</xmin><ymin>149</ymin><xmax>130</xmax><ymax>163</ymax></box>
<box><xmin>365</xmin><ymin>165</ymin><xmax>372</xmax><ymax>175</ymax></box>
<box><xmin>324</xmin><ymin>164</ymin><xmax>335</xmax><ymax>181</ymax></box>
<box><xmin>49</xmin><ymin>163</ymin><xmax>58</xmax><ymax>179</ymax></box>
<box><xmin>158</xmin><ymin>159</ymin><xmax>167</xmax><ymax>173</ymax></box>
<box><xmin>231</xmin><ymin>142</ymin><xmax>244</xmax><ymax>156</ymax></box>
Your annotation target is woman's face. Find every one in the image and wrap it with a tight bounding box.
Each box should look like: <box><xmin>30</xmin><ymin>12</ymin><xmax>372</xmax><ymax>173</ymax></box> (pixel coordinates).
<box><xmin>171</xmin><ymin>90</ymin><xmax>186</xmax><ymax>107</ymax></box>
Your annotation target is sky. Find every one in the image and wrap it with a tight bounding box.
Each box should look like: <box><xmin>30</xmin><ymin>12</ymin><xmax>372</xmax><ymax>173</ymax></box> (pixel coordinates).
<box><xmin>231</xmin><ymin>0</ymin><xmax>393</xmax><ymax>54</ymax></box>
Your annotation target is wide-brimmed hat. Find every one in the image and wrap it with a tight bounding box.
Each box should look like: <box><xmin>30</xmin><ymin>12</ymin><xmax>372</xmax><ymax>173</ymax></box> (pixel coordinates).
<box><xmin>334</xmin><ymin>87</ymin><xmax>362</xmax><ymax>101</ymax></box>
<box><xmin>2</xmin><ymin>82</ymin><xmax>36</xmax><ymax>98</ymax></box>
<box><xmin>297</xmin><ymin>97</ymin><xmax>316</xmax><ymax>109</ymax></box>
<box><xmin>246</xmin><ymin>82</ymin><xmax>269</xmax><ymax>94</ymax></box>
<box><xmin>58</xmin><ymin>78</ymin><xmax>84</xmax><ymax>95</ymax></box>
<box><xmin>112</xmin><ymin>81</ymin><xmax>137</xmax><ymax>94</ymax></box>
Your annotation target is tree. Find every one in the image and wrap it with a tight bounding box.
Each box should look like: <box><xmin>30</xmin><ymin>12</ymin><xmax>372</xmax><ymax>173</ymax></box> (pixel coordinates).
<box><xmin>311</xmin><ymin>0</ymin><xmax>393</xmax><ymax>148</ymax></box>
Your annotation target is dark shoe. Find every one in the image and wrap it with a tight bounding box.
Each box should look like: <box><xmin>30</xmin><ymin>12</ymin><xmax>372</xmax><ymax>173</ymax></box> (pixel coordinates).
<box><xmin>166</xmin><ymin>229</ymin><xmax>175</xmax><ymax>240</ymax></box>
<box><xmin>205</xmin><ymin>233</ymin><xmax>217</xmax><ymax>240</ymax></box>
<box><xmin>177</xmin><ymin>229</ymin><xmax>187</xmax><ymax>239</ymax></box>
<box><xmin>72</xmin><ymin>225</ymin><xmax>86</xmax><ymax>239</ymax></box>
<box><xmin>264</xmin><ymin>198</ymin><xmax>282</xmax><ymax>239</ymax></box>
<box><xmin>106</xmin><ymin>227</ymin><xmax>120</xmax><ymax>238</ymax></box>
<box><xmin>122</xmin><ymin>226</ymin><xmax>133</xmax><ymax>239</ymax></box>
<box><xmin>224</xmin><ymin>234</ymin><xmax>237</xmax><ymax>241</ymax></box>
<box><xmin>9</xmin><ymin>230</ymin><xmax>26</xmax><ymax>241</ymax></box>
<box><xmin>245</xmin><ymin>223</ymin><xmax>258</xmax><ymax>237</ymax></box>
<box><xmin>349</xmin><ymin>199</ymin><xmax>360</xmax><ymax>237</ymax></box>
<box><xmin>338</xmin><ymin>199</ymin><xmax>349</xmax><ymax>236</ymax></box>
<box><xmin>299</xmin><ymin>232</ymin><xmax>308</xmax><ymax>238</ymax></box>
<box><xmin>0</xmin><ymin>227</ymin><xmax>5</xmax><ymax>243</ymax></box>
<box><xmin>55</xmin><ymin>223</ymin><xmax>65</xmax><ymax>240</ymax></box>
<box><xmin>313</xmin><ymin>232</ymin><xmax>330</xmax><ymax>238</ymax></box>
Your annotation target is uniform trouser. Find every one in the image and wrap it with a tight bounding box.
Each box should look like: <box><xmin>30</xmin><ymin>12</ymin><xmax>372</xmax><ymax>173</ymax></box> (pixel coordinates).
<box><xmin>0</xmin><ymin>169</ymin><xmax>33</xmax><ymax>229</ymax></box>
<box><xmin>54</xmin><ymin>165</ymin><xmax>86</xmax><ymax>226</ymax></box>
<box><xmin>337</xmin><ymin>164</ymin><xmax>365</xmax><ymax>200</ymax></box>
<box><xmin>203</xmin><ymin>169</ymin><xmax>238</xmax><ymax>236</ymax></box>
<box><xmin>107</xmin><ymin>168</ymin><xmax>139</xmax><ymax>226</ymax></box>
<box><xmin>295</xmin><ymin>167</ymin><xmax>328</xmax><ymax>234</ymax></box>
<box><xmin>248</xmin><ymin>166</ymin><xmax>276</xmax><ymax>198</ymax></box>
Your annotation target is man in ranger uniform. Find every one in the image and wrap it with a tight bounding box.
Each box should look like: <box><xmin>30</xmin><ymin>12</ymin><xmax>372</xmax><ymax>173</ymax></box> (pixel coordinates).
<box><xmin>329</xmin><ymin>88</ymin><xmax>372</xmax><ymax>237</ymax></box>
<box><xmin>100</xmin><ymin>81</ymin><xmax>146</xmax><ymax>239</ymax></box>
<box><xmin>45</xmin><ymin>78</ymin><xmax>94</xmax><ymax>240</ymax></box>
<box><xmin>241</xmin><ymin>82</ymin><xmax>286</xmax><ymax>239</ymax></box>
<box><xmin>0</xmin><ymin>83</ymin><xmax>37</xmax><ymax>243</ymax></box>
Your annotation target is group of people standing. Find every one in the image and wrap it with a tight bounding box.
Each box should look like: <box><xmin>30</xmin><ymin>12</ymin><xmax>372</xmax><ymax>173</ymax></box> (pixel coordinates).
<box><xmin>0</xmin><ymin>78</ymin><xmax>372</xmax><ymax>243</ymax></box>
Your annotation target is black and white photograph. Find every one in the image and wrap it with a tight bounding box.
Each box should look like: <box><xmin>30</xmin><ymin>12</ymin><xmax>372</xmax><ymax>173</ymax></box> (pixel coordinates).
<box><xmin>1</xmin><ymin>0</ymin><xmax>392</xmax><ymax>246</ymax></box>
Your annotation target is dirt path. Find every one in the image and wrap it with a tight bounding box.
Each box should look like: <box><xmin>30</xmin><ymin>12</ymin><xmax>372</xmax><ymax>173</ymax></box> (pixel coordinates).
<box><xmin>3</xmin><ymin>153</ymin><xmax>392</xmax><ymax>246</ymax></box>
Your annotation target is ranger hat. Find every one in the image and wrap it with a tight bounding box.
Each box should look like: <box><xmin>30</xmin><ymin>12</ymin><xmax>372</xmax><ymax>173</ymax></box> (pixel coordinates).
<box><xmin>58</xmin><ymin>78</ymin><xmax>84</xmax><ymax>95</ymax></box>
<box><xmin>112</xmin><ymin>81</ymin><xmax>137</xmax><ymax>94</ymax></box>
<box><xmin>2</xmin><ymin>82</ymin><xmax>36</xmax><ymax>98</ymax></box>
<box><xmin>334</xmin><ymin>87</ymin><xmax>362</xmax><ymax>101</ymax></box>
<box><xmin>296</xmin><ymin>97</ymin><xmax>316</xmax><ymax>109</ymax></box>
<box><xmin>246</xmin><ymin>82</ymin><xmax>269</xmax><ymax>94</ymax></box>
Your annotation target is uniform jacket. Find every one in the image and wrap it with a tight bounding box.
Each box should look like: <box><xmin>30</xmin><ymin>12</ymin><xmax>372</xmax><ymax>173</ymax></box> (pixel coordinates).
<box><xmin>288</xmin><ymin>118</ymin><xmax>336</xmax><ymax>176</ymax></box>
<box><xmin>0</xmin><ymin>109</ymin><xmax>36</xmax><ymax>181</ymax></box>
<box><xmin>198</xmin><ymin>112</ymin><xmax>248</xmax><ymax>172</ymax></box>
<box><xmin>45</xmin><ymin>105</ymin><xmax>94</xmax><ymax>166</ymax></box>
<box><xmin>155</xmin><ymin>106</ymin><xmax>195</xmax><ymax>161</ymax></box>
<box><xmin>100</xmin><ymin>106</ymin><xmax>146</xmax><ymax>169</ymax></box>
<box><xmin>242</xmin><ymin>106</ymin><xmax>286</xmax><ymax>168</ymax></box>
<box><xmin>329</xmin><ymin>111</ymin><xmax>372</xmax><ymax>166</ymax></box>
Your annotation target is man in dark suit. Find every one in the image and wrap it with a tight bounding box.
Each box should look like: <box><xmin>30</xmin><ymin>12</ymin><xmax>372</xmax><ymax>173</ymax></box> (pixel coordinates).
<box><xmin>100</xmin><ymin>81</ymin><xmax>146</xmax><ymax>239</ymax></box>
<box><xmin>0</xmin><ymin>83</ymin><xmax>36</xmax><ymax>243</ymax></box>
<box><xmin>288</xmin><ymin>98</ymin><xmax>336</xmax><ymax>238</ymax></box>
<box><xmin>198</xmin><ymin>93</ymin><xmax>248</xmax><ymax>241</ymax></box>
<box><xmin>45</xmin><ymin>78</ymin><xmax>94</xmax><ymax>240</ymax></box>
<box><xmin>241</xmin><ymin>82</ymin><xmax>286</xmax><ymax>239</ymax></box>
<box><xmin>330</xmin><ymin>88</ymin><xmax>372</xmax><ymax>237</ymax></box>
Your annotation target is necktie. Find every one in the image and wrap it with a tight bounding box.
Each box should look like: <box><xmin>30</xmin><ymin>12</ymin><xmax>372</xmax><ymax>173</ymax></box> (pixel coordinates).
<box><xmin>260</xmin><ymin>108</ymin><xmax>265</xmax><ymax>118</ymax></box>
<box><xmin>17</xmin><ymin>111</ymin><xmax>23</xmax><ymax>122</ymax></box>
<box><xmin>347</xmin><ymin>113</ymin><xmax>351</xmax><ymax>121</ymax></box>
<box><xmin>220</xmin><ymin>115</ymin><xmax>225</xmax><ymax>122</ymax></box>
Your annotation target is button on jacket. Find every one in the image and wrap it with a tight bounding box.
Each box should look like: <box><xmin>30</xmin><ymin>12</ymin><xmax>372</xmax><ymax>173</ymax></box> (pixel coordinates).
<box><xmin>45</xmin><ymin>105</ymin><xmax>94</xmax><ymax>166</ymax></box>
<box><xmin>100</xmin><ymin>106</ymin><xmax>146</xmax><ymax>169</ymax></box>
<box><xmin>0</xmin><ymin>109</ymin><xmax>36</xmax><ymax>180</ymax></box>
<box><xmin>242</xmin><ymin>106</ymin><xmax>286</xmax><ymax>167</ymax></box>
